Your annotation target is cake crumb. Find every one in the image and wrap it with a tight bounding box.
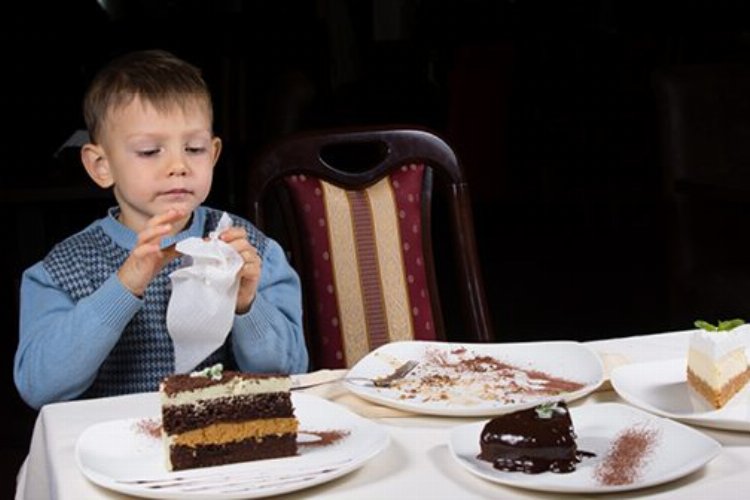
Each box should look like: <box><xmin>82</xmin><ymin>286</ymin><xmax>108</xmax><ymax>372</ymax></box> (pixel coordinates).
<box><xmin>389</xmin><ymin>347</ymin><xmax>585</xmax><ymax>405</ymax></box>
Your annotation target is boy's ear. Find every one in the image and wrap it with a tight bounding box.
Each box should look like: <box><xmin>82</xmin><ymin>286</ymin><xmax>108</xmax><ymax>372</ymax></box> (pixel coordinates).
<box><xmin>81</xmin><ymin>143</ymin><xmax>114</xmax><ymax>188</ymax></box>
<box><xmin>211</xmin><ymin>137</ymin><xmax>222</xmax><ymax>166</ymax></box>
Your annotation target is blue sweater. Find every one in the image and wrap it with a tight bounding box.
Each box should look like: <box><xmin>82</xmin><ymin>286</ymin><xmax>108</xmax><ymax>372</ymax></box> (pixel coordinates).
<box><xmin>14</xmin><ymin>206</ymin><xmax>308</xmax><ymax>409</ymax></box>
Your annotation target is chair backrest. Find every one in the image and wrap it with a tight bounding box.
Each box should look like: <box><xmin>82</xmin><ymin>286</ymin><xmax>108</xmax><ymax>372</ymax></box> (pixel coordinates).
<box><xmin>247</xmin><ymin>126</ymin><xmax>493</xmax><ymax>369</ymax></box>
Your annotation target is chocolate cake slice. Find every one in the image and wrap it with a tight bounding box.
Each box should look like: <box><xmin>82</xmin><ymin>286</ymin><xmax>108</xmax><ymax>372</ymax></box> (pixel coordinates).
<box><xmin>160</xmin><ymin>364</ymin><xmax>298</xmax><ymax>471</ymax></box>
<box><xmin>478</xmin><ymin>401</ymin><xmax>591</xmax><ymax>474</ymax></box>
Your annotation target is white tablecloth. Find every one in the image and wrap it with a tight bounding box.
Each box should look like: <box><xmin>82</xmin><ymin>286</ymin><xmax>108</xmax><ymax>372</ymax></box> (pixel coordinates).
<box><xmin>16</xmin><ymin>330</ymin><xmax>750</xmax><ymax>499</ymax></box>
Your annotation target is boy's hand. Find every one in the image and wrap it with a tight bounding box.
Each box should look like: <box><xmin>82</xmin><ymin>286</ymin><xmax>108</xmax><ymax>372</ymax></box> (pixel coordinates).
<box><xmin>220</xmin><ymin>227</ymin><xmax>261</xmax><ymax>314</ymax></box>
<box><xmin>118</xmin><ymin>209</ymin><xmax>184</xmax><ymax>297</ymax></box>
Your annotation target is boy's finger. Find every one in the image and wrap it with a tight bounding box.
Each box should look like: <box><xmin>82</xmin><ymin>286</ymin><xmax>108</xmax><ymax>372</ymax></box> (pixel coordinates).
<box><xmin>148</xmin><ymin>208</ymin><xmax>186</xmax><ymax>230</ymax></box>
<box><xmin>161</xmin><ymin>244</ymin><xmax>180</xmax><ymax>263</ymax></box>
<box><xmin>220</xmin><ymin>227</ymin><xmax>247</xmax><ymax>241</ymax></box>
<box><xmin>137</xmin><ymin>224</ymin><xmax>172</xmax><ymax>244</ymax></box>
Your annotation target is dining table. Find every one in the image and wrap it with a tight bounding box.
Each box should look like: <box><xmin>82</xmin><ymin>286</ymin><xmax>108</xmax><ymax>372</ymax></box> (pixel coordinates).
<box><xmin>14</xmin><ymin>329</ymin><xmax>750</xmax><ymax>500</ymax></box>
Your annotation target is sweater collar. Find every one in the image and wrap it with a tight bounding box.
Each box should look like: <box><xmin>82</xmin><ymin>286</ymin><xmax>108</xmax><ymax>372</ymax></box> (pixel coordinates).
<box><xmin>100</xmin><ymin>206</ymin><xmax>207</xmax><ymax>250</ymax></box>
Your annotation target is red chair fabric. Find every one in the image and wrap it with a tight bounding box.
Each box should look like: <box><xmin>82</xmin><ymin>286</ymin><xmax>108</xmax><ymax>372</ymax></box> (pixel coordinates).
<box><xmin>283</xmin><ymin>165</ymin><xmax>438</xmax><ymax>367</ymax></box>
<box><xmin>247</xmin><ymin>126</ymin><xmax>493</xmax><ymax>369</ymax></box>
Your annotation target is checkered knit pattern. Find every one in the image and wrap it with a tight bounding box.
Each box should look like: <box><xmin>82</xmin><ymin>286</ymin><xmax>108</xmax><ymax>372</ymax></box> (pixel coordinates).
<box><xmin>42</xmin><ymin>208</ymin><xmax>268</xmax><ymax>397</ymax></box>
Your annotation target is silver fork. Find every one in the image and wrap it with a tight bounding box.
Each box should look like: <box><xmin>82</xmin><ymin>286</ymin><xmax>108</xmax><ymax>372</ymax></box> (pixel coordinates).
<box><xmin>292</xmin><ymin>360</ymin><xmax>419</xmax><ymax>390</ymax></box>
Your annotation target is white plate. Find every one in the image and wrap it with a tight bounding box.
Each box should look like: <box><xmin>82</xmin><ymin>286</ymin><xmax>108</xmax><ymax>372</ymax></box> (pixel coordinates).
<box><xmin>344</xmin><ymin>340</ymin><xmax>604</xmax><ymax>416</ymax></box>
<box><xmin>449</xmin><ymin>402</ymin><xmax>721</xmax><ymax>493</ymax></box>
<box><xmin>75</xmin><ymin>393</ymin><xmax>389</xmax><ymax>499</ymax></box>
<box><xmin>611</xmin><ymin>358</ymin><xmax>750</xmax><ymax>431</ymax></box>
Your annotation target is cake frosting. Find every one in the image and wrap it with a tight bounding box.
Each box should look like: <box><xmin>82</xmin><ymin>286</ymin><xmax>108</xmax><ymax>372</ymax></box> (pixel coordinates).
<box><xmin>689</xmin><ymin>324</ymin><xmax>750</xmax><ymax>358</ymax></box>
<box><xmin>687</xmin><ymin>322</ymin><xmax>750</xmax><ymax>409</ymax></box>
<box><xmin>160</xmin><ymin>364</ymin><xmax>298</xmax><ymax>471</ymax></box>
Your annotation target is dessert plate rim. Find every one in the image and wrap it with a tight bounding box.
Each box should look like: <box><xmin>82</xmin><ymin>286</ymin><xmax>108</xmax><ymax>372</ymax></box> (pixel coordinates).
<box><xmin>344</xmin><ymin>340</ymin><xmax>605</xmax><ymax>417</ymax></box>
<box><xmin>448</xmin><ymin>402</ymin><xmax>721</xmax><ymax>493</ymax></box>
<box><xmin>610</xmin><ymin>358</ymin><xmax>750</xmax><ymax>431</ymax></box>
<box><xmin>75</xmin><ymin>393</ymin><xmax>389</xmax><ymax>499</ymax></box>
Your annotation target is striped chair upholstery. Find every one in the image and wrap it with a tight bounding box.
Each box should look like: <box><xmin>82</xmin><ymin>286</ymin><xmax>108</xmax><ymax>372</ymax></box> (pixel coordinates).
<box><xmin>247</xmin><ymin>127</ymin><xmax>493</xmax><ymax>370</ymax></box>
<box><xmin>283</xmin><ymin>165</ymin><xmax>436</xmax><ymax>367</ymax></box>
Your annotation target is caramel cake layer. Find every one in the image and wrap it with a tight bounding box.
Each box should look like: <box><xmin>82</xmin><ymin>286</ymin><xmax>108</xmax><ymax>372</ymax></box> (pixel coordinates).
<box><xmin>169</xmin><ymin>418</ymin><xmax>299</xmax><ymax>447</ymax></box>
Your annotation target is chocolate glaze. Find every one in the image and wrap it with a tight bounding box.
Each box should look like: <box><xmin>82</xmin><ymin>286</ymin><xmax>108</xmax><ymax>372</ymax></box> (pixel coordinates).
<box><xmin>478</xmin><ymin>401</ymin><xmax>594</xmax><ymax>474</ymax></box>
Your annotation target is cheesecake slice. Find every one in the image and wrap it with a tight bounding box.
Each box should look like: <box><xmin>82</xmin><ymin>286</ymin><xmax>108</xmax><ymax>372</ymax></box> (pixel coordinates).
<box><xmin>687</xmin><ymin>320</ymin><xmax>750</xmax><ymax>409</ymax></box>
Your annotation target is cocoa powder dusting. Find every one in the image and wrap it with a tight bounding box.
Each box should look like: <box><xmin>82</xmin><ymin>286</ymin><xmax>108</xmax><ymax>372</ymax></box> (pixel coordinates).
<box><xmin>298</xmin><ymin>430</ymin><xmax>350</xmax><ymax>447</ymax></box>
<box><xmin>133</xmin><ymin>418</ymin><xmax>162</xmax><ymax>439</ymax></box>
<box><xmin>594</xmin><ymin>424</ymin><xmax>660</xmax><ymax>486</ymax></box>
<box><xmin>390</xmin><ymin>347</ymin><xmax>586</xmax><ymax>404</ymax></box>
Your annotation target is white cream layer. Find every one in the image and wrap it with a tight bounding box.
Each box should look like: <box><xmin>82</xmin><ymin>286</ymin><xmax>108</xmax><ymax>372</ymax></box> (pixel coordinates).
<box><xmin>161</xmin><ymin>376</ymin><xmax>291</xmax><ymax>407</ymax></box>
<box><xmin>688</xmin><ymin>348</ymin><xmax>748</xmax><ymax>390</ymax></box>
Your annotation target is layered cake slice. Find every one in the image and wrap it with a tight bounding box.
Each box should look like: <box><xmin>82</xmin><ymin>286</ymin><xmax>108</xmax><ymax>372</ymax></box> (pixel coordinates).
<box><xmin>478</xmin><ymin>401</ymin><xmax>593</xmax><ymax>474</ymax></box>
<box><xmin>160</xmin><ymin>364</ymin><xmax>298</xmax><ymax>471</ymax></box>
<box><xmin>687</xmin><ymin>319</ymin><xmax>750</xmax><ymax>409</ymax></box>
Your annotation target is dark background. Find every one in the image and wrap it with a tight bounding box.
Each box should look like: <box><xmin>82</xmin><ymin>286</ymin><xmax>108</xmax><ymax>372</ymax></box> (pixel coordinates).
<box><xmin>5</xmin><ymin>0</ymin><xmax>750</xmax><ymax>494</ymax></box>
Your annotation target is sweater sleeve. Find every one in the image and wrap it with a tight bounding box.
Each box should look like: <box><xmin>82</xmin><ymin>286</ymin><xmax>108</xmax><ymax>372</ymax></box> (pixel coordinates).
<box><xmin>13</xmin><ymin>262</ymin><xmax>143</xmax><ymax>409</ymax></box>
<box><xmin>231</xmin><ymin>239</ymin><xmax>309</xmax><ymax>374</ymax></box>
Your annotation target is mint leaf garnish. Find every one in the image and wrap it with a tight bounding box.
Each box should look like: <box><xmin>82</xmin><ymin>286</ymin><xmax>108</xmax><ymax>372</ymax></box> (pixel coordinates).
<box><xmin>694</xmin><ymin>320</ymin><xmax>716</xmax><ymax>331</ymax></box>
<box><xmin>718</xmin><ymin>319</ymin><xmax>745</xmax><ymax>331</ymax></box>
<box><xmin>535</xmin><ymin>401</ymin><xmax>564</xmax><ymax>419</ymax></box>
<box><xmin>190</xmin><ymin>363</ymin><xmax>224</xmax><ymax>380</ymax></box>
<box><xmin>694</xmin><ymin>319</ymin><xmax>745</xmax><ymax>332</ymax></box>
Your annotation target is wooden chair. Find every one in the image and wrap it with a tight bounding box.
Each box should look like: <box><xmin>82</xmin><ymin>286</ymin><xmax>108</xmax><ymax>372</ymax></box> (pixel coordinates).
<box><xmin>247</xmin><ymin>126</ymin><xmax>493</xmax><ymax>369</ymax></box>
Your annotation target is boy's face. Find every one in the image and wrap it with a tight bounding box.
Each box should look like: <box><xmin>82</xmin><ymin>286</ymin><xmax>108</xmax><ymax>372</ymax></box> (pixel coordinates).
<box><xmin>81</xmin><ymin>95</ymin><xmax>221</xmax><ymax>233</ymax></box>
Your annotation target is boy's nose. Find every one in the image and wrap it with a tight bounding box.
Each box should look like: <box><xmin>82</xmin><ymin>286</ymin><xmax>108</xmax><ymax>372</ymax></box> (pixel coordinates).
<box><xmin>168</xmin><ymin>157</ymin><xmax>189</xmax><ymax>176</ymax></box>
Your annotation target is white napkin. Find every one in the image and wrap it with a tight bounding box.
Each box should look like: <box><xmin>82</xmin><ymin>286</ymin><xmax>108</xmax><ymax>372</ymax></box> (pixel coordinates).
<box><xmin>167</xmin><ymin>213</ymin><xmax>243</xmax><ymax>373</ymax></box>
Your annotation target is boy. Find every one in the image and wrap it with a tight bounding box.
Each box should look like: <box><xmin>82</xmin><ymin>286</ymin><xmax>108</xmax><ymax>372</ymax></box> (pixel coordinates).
<box><xmin>14</xmin><ymin>50</ymin><xmax>308</xmax><ymax>409</ymax></box>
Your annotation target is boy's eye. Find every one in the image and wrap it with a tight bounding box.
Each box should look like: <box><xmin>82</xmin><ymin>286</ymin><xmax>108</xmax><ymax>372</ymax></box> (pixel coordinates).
<box><xmin>137</xmin><ymin>149</ymin><xmax>160</xmax><ymax>157</ymax></box>
<box><xmin>186</xmin><ymin>146</ymin><xmax>207</xmax><ymax>154</ymax></box>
